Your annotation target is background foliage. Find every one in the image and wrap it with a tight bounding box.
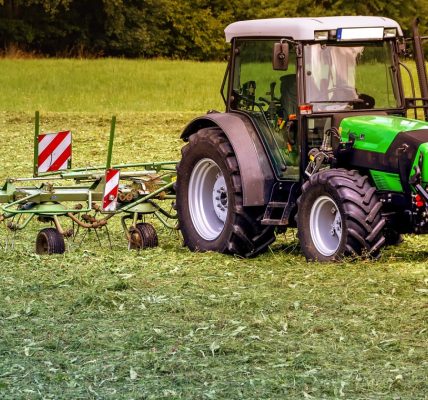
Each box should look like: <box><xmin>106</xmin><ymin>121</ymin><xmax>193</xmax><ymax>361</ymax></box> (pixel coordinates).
<box><xmin>0</xmin><ymin>0</ymin><xmax>428</xmax><ymax>60</ymax></box>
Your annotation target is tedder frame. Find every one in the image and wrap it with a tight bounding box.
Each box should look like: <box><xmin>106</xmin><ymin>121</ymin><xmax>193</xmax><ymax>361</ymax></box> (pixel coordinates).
<box><xmin>0</xmin><ymin>112</ymin><xmax>178</xmax><ymax>254</ymax></box>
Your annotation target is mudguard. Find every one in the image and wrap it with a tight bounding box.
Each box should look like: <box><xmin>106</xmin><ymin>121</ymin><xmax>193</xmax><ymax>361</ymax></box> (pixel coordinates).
<box><xmin>181</xmin><ymin>112</ymin><xmax>274</xmax><ymax>206</ymax></box>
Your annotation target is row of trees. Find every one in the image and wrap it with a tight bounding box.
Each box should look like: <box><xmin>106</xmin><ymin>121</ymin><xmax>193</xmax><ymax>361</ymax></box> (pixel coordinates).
<box><xmin>0</xmin><ymin>0</ymin><xmax>427</xmax><ymax>60</ymax></box>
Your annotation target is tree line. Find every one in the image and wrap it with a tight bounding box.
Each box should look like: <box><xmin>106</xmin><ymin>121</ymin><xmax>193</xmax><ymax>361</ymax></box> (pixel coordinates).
<box><xmin>0</xmin><ymin>0</ymin><xmax>427</xmax><ymax>60</ymax></box>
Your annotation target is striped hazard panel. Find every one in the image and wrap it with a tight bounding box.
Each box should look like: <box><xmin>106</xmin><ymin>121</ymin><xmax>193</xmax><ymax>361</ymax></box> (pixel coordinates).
<box><xmin>38</xmin><ymin>131</ymin><xmax>72</xmax><ymax>173</ymax></box>
<box><xmin>102</xmin><ymin>169</ymin><xmax>120</xmax><ymax>211</ymax></box>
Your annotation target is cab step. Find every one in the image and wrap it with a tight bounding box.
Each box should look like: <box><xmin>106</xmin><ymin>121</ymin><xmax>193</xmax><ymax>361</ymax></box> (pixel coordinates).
<box><xmin>261</xmin><ymin>201</ymin><xmax>294</xmax><ymax>225</ymax></box>
<box><xmin>261</xmin><ymin>182</ymin><xmax>298</xmax><ymax>226</ymax></box>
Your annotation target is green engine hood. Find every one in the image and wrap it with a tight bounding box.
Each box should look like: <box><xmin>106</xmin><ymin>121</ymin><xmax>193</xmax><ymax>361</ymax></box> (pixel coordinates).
<box><xmin>340</xmin><ymin>115</ymin><xmax>428</xmax><ymax>152</ymax></box>
<box><xmin>339</xmin><ymin>115</ymin><xmax>428</xmax><ymax>192</ymax></box>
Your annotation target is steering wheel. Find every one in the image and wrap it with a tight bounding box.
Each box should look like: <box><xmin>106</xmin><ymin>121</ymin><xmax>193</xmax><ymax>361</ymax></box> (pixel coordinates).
<box><xmin>355</xmin><ymin>93</ymin><xmax>375</xmax><ymax>109</ymax></box>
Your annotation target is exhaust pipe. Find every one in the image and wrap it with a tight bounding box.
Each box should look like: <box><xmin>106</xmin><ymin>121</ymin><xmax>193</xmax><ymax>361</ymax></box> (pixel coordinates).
<box><xmin>412</xmin><ymin>18</ymin><xmax>428</xmax><ymax>121</ymax></box>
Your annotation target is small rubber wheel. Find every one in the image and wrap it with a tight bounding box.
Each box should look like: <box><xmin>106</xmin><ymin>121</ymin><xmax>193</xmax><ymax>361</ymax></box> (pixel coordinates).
<box><xmin>36</xmin><ymin>228</ymin><xmax>65</xmax><ymax>255</ymax></box>
<box><xmin>128</xmin><ymin>222</ymin><xmax>158</xmax><ymax>250</ymax></box>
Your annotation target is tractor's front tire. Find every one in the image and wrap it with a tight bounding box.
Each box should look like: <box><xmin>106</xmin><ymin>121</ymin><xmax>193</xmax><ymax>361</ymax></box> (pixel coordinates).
<box><xmin>176</xmin><ymin>127</ymin><xmax>275</xmax><ymax>257</ymax></box>
<box><xmin>296</xmin><ymin>169</ymin><xmax>386</xmax><ymax>261</ymax></box>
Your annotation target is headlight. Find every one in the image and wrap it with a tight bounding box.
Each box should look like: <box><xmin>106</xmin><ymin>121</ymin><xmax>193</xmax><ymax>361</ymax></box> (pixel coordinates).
<box><xmin>384</xmin><ymin>28</ymin><xmax>397</xmax><ymax>38</ymax></box>
<box><xmin>314</xmin><ymin>31</ymin><xmax>329</xmax><ymax>41</ymax></box>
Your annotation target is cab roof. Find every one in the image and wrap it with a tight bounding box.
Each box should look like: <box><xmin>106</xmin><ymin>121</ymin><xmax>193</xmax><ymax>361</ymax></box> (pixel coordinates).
<box><xmin>225</xmin><ymin>16</ymin><xmax>403</xmax><ymax>42</ymax></box>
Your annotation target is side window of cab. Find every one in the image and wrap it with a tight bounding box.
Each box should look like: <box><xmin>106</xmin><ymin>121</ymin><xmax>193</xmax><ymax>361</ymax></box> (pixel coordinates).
<box><xmin>232</xmin><ymin>40</ymin><xmax>297</xmax><ymax>118</ymax></box>
<box><xmin>231</xmin><ymin>39</ymin><xmax>299</xmax><ymax>180</ymax></box>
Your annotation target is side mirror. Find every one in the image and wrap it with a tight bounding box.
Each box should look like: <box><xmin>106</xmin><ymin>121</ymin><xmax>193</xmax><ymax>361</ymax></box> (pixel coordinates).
<box><xmin>273</xmin><ymin>40</ymin><xmax>289</xmax><ymax>71</ymax></box>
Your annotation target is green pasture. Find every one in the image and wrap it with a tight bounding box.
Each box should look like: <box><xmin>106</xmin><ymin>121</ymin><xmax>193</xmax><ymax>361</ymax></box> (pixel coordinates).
<box><xmin>0</xmin><ymin>59</ymin><xmax>226</xmax><ymax>113</ymax></box>
<box><xmin>0</xmin><ymin>59</ymin><xmax>426</xmax><ymax>399</ymax></box>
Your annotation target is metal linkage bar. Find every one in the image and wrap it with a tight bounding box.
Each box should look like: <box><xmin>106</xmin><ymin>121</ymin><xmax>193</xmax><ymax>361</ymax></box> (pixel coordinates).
<box><xmin>106</xmin><ymin>116</ymin><xmax>116</xmax><ymax>170</ymax></box>
<box><xmin>120</xmin><ymin>181</ymin><xmax>175</xmax><ymax>212</ymax></box>
<box><xmin>1</xmin><ymin>190</ymin><xmax>93</xmax><ymax>215</ymax></box>
<box><xmin>33</xmin><ymin>111</ymin><xmax>40</xmax><ymax>177</ymax></box>
<box><xmin>36</xmin><ymin>161</ymin><xmax>178</xmax><ymax>178</ymax></box>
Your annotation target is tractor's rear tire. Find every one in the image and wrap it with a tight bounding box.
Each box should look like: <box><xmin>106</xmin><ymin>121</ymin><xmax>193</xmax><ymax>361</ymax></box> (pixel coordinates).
<box><xmin>36</xmin><ymin>228</ymin><xmax>65</xmax><ymax>255</ymax></box>
<box><xmin>296</xmin><ymin>169</ymin><xmax>386</xmax><ymax>261</ymax></box>
<box><xmin>176</xmin><ymin>127</ymin><xmax>275</xmax><ymax>257</ymax></box>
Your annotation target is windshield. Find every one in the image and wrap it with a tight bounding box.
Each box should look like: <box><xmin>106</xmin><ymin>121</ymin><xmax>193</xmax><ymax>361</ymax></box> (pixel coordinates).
<box><xmin>304</xmin><ymin>41</ymin><xmax>400</xmax><ymax>112</ymax></box>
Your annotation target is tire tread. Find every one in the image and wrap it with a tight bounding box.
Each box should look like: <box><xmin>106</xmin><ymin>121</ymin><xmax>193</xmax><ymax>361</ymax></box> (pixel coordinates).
<box><xmin>36</xmin><ymin>227</ymin><xmax>65</xmax><ymax>255</ymax></box>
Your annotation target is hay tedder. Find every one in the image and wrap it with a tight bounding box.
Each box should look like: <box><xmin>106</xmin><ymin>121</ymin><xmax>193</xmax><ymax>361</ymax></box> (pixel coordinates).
<box><xmin>0</xmin><ymin>112</ymin><xmax>177</xmax><ymax>254</ymax></box>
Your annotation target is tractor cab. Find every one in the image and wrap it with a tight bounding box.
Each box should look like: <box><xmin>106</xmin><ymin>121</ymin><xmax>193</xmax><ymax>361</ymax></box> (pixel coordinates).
<box><xmin>223</xmin><ymin>17</ymin><xmax>406</xmax><ymax>181</ymax></box>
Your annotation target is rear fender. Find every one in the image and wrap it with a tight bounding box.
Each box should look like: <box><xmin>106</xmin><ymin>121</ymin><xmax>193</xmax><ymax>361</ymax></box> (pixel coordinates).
<box><xmin>181</xmin><ymin>113</ymin><xmax>274</xmax><ymax>206</ymax></box>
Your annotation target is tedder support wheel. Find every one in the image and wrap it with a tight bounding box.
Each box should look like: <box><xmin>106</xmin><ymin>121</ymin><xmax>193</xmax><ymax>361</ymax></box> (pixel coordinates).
<box><xmin>36</xmin><ymin>228</ymin><xmax>65</xmax><ymax>255</ymax></box>
<box><xmin>296</xmin><ymin>168</ymin><xmax>386</xmax><ymax>261</ymax></box>
<box><xmin>128</xmin><ymin>222</ymin><xmax>158</xmax><ymax>250</ymax></box>
<box><xmin>176</xmin><ymin>127</ymin><xmax>275</xmax><ymax>257</ymax></box>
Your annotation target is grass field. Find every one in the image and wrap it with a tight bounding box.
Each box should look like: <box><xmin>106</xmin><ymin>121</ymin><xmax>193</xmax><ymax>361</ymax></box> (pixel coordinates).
<box><xmin>0</xmin><ymin>59</ymin><xmax>427</xmax><ymax>399</ymax></box>
<box><xmin>0</xmin><ymin>59</ymin><xmax>226</xmax><ymax>113</ymax></box>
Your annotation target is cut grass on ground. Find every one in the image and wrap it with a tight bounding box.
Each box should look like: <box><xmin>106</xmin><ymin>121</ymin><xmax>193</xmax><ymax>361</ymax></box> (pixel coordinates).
<box><xmin>0</xmin><ymin>111</ymin><xmax>426</xmax><ymax>400</ymax></box>
<box><xmin>0</xmin><ymin>58</ymin><xmax>426</xmax><ymax>399</ymax></box>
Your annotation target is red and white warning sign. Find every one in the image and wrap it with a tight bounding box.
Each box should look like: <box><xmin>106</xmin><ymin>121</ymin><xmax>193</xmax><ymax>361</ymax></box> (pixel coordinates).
<box><xmin>102</xmin><ymin>169</ymin><xmax>120</xmax><ymax>211</ymax></box>
<box><xmin>38</xmin><ymin>131</ymin><xmax>72</xmax><ymax>173</ymax></box>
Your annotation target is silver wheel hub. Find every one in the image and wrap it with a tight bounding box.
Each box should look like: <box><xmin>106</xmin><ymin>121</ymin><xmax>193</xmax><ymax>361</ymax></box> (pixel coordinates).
<box><xmin>188</xmin><ymin>158</ymin><xmax>228</xmax><ymax>240</ymax></box>
<box><xmin>212</xmin><ymin>175</ymin><xmax>228</xmax><ymax>222</ymax></box>
<box><xmin>309</xmin><ymin>195</ymin><xmax>342</xmax><ymax>256</ymax></box>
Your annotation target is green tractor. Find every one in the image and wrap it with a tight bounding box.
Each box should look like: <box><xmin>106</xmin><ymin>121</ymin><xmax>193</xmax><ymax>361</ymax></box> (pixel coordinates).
<box><xmin>176</xmin><ymin>16</ymin><xmax>428</xmax><ymax>261</ymax></box>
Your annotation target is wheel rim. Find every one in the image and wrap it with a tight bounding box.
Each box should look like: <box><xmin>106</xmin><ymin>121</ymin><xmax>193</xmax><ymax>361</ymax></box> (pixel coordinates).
<box><xmin>309</xmin><ymin>195</ymin><xmax>342</xmax><ymax>257</ymax></box>
<box><xmin>188</xmin><ymin>158</ymin><xmax>228</xmax><ymax>240</ymax></box>
<box><xmin>128</xmin><ymin>227</ymin><xmax>142</xmax><ymax>250</ymax></box>
<box><xmin>36</xmin><ymin>233</ymin><xmax>49</xmax><ymax>254</ymax></box>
